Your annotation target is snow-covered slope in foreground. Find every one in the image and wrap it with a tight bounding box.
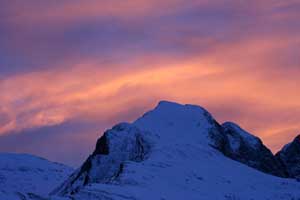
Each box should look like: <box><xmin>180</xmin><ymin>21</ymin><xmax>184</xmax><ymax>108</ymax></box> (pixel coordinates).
<box><xmin>51</xmin><ymin>101</ymin><xmax>300</xmax><ymax>199</ymax></box>
<box><xmin>0</xmin><ymin>153</ymin><xmax>73</xmax><ymax>200</ymax></box>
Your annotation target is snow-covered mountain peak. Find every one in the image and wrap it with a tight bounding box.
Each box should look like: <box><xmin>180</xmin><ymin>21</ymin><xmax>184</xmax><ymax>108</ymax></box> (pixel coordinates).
<box><xmin>154</xmin><ymin>100</ymin><xmax>209</xmax><ymax>114</ymax></box>
<box><xmin>49</xmin><ymin>101</ymin><xmax>300</xmax><ymax>200</ymax></box>
<box><xmin>276</xmin><ymin>135</ymin><xmax>300</xmax><ymax>178</ymax></box>
<box><xmin>52</xmin><ymin>101</ymin><xmax>229</xmax><ymax>197</ymax></box>
<box><xmin>153</xmin><ymin>100</ymin><xmax>211</xmax><ymax>118</ymax></box>
<box><xmin>156</xmin><ymin>100</ymin><xmax>182</xmax><ymax>108</ymax></box>
<box><xmin>134</xmin><ymin>101</ymin><xmax>221</xmax><ymax>148</ymax></box>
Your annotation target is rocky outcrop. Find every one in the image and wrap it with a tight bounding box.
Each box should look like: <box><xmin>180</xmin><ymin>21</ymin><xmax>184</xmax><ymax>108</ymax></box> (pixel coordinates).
<box><xmin>51</xmin><ymin>123</ymin><xmax>150</xmax><ymax>196</ymax></box>
<box><xmin>276</xmin><ymin>135</ymin><xmax>300</xmax><ymax>178</ymax></box>
<box><xmin>221</xmin><ymin>122</ymin><xmax>288</xmax><ymax>177</ymax></box>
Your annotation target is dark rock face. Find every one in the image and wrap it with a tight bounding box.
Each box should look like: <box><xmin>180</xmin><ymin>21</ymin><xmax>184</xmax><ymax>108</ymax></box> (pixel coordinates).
<box><xmin>276</xmin><ymin>135</ymin><xmax>300</xmax><ymax>178</ymax></box>
<box><xmin>93</xmin><ymin>133</ymin><xmax>109</xmax><ymax>155</ymax></box>
<box><xmin>221</xmin><ymin>122</ymin><xmax>288</xmax><ymax>177</ymax></box>
<box><xmin>51</xmin><ymin>123</ymin><xmax>150</xmax><ymax>196</ymax></box>
<box><xmin>199</xmin><ymin>109</ymin><xmax>229</xmax><ymax>153</ymax></box>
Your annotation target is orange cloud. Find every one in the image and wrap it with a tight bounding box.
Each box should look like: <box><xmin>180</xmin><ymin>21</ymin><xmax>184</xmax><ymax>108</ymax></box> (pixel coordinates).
<box><xmin>1</xmin><ymin>43</ymin><xmax>300</xmax><ymax>154</ymax></box>
<box><xmin>0</xmin><ymin>57</ymin><xmax>222</xmax><ymax>134</ymax></box>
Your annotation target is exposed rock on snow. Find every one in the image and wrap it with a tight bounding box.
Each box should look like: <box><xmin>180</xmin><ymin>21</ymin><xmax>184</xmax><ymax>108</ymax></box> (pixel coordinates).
<box><xmin>276</xmin><ymin>135</ymin><xmax>300</xmax><ymax>178</ymax></box>
<box><xmin>221</xmin><ymin>122</ymin><xmax>288</xmax><ymax>177</ymax></box>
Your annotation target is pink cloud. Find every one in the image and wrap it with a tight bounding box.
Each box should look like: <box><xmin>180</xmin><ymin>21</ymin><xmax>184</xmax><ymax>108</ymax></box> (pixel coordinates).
<box><xmin>0</xmin><ymin>0</ymin><xmax>299</xmax><ymax>158</ymax></box>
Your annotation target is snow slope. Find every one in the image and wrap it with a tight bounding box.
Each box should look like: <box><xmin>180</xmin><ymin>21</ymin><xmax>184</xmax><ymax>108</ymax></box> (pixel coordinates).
<box><xmin>0</xmin><ymin>153</ymin><xmax>73</xmax><ymax>200</ymax></box>
<box><xmin>51</xmin><ymin>101</ymin><xmax>300</xmax><ymax>200</ymax></box>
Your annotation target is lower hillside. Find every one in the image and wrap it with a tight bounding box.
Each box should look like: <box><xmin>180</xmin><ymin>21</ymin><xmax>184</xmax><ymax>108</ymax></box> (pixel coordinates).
<box><xmin>0</xmin><ymin>153</ymin><xmax>73</xmax><ymax>200</ymax></box>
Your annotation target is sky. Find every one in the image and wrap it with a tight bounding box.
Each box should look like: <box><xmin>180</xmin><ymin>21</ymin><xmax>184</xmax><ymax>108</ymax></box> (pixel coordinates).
<box><xmin>0</xmin><ymin>0</ymin><xmax>299</xmax><ymax>166</ymax></box>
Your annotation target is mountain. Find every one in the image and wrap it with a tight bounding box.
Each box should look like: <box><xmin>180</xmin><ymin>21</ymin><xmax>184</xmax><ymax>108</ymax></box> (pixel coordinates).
<box><xmin>276</xmin><ymin>135</ymin><xmax>300</xmax><ymax>178</ymax></box>
<box><xmin>221</xmin><ymin>122</ymin><xmax>288</xmax><ymax>177</ymax></box>
<box><xmin>0</xmin><ymin>153</ymin><xmax>73</xmax><ymax>200</ymax></box>
<box><xmin>50</xmin><ymin>101</ymin><xmax>300</xmax><ymax>200</ymax></box>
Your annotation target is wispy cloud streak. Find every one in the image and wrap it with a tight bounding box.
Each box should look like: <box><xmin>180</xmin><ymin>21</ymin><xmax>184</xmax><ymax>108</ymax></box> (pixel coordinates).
<box><xmin>0</xmin><ymin>0</ymin><xmax>299</xmax><ymax>165</ymax></box>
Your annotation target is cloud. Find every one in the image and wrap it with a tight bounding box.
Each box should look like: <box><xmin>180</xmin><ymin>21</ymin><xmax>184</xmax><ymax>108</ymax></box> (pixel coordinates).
<box><xmin>0</xmin><ymin>56</ymin><xmax>223</xmax><ymax>134</ymax></box>
<box><xmin>1</xmin><ymin>47</ymin><xmax>300</xmax><ymax>147</ymax></box>
<box><xmin>0</xmin><ymin>108</ymin><xmax>10</xmax><ymax>127</ymax></box>
<box><xmin>0</xmin><ymin>0</ymin><xmax>299</xmax><ymax>164</ymax></box>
